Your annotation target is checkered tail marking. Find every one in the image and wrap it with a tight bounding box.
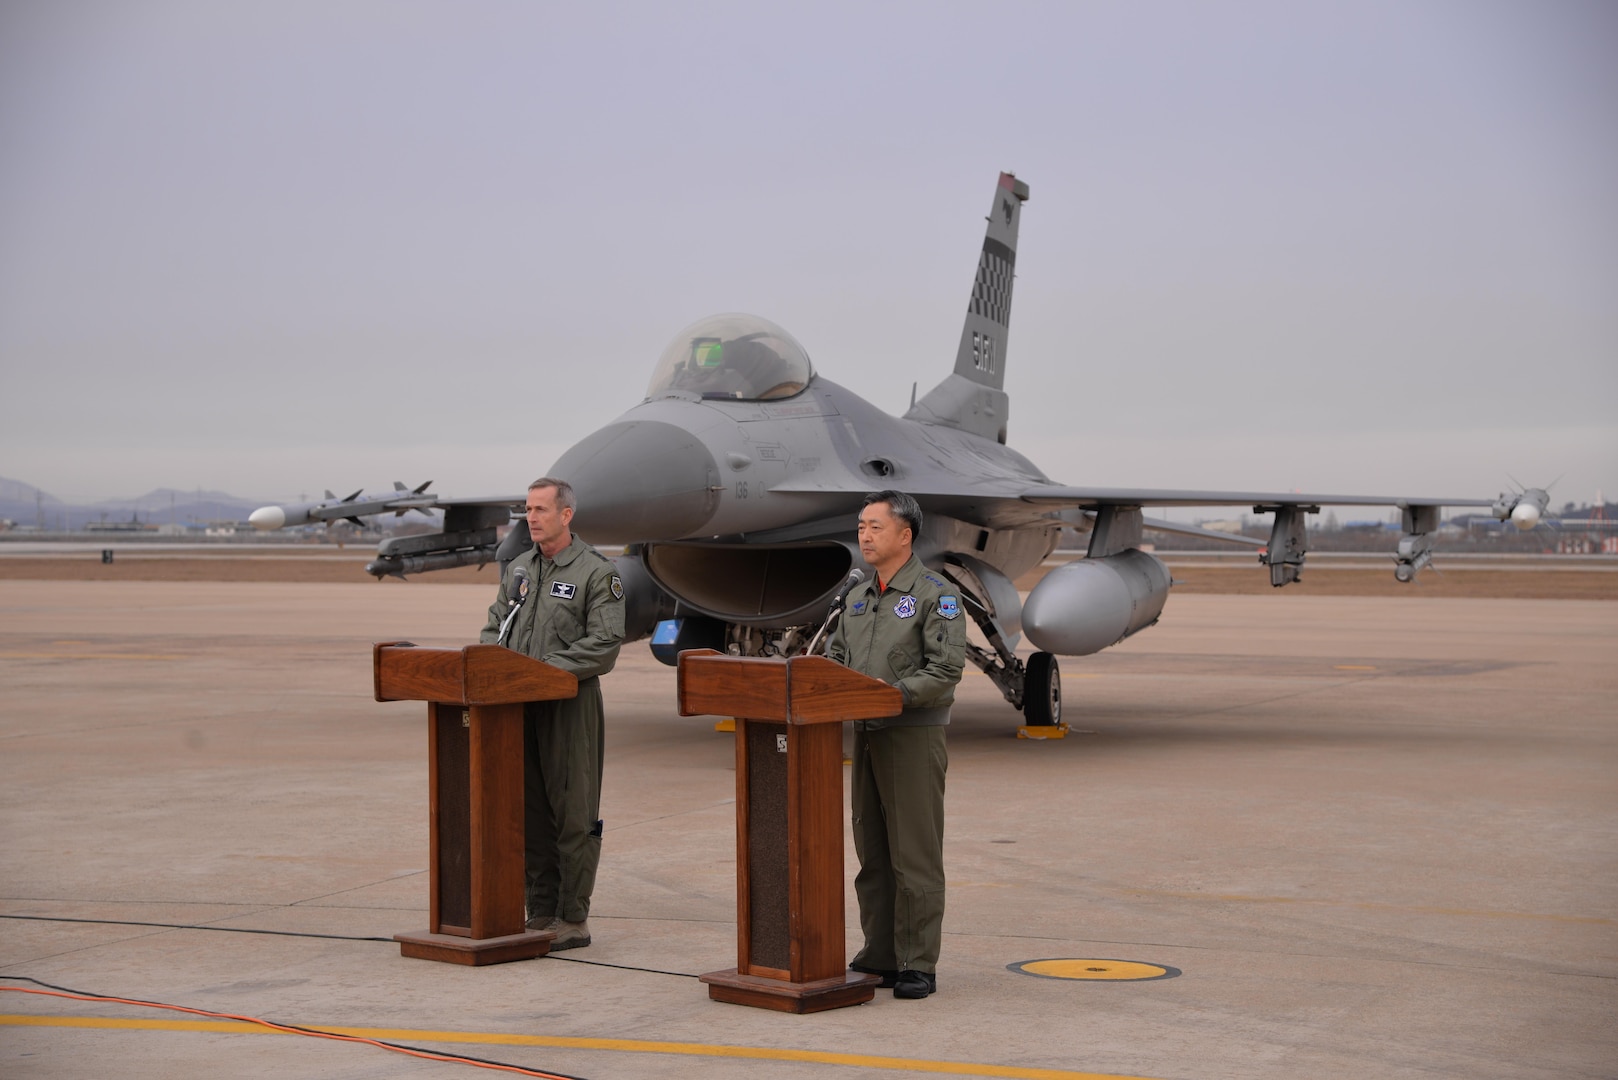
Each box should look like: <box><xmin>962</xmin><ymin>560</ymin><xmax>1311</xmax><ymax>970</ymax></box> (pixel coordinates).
<box><xmin>968</xmin><ymin>238</ymin><xmax>1016</xmax><ymax>328</ymax></box>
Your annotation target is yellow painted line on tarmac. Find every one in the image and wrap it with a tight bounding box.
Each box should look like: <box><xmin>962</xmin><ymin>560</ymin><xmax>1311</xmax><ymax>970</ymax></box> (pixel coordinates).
<box><xmin>0</xmin><ymin>652</ymin><xmax>185</xmax><ymax>660</ymax></box>
<box><xmin>1136</xmin><ymin>890</ymin><xmax>1613</xmax><ymax>925</ymax></box>
<box><xmin>0</xmin><ymin>1014</ymin><xmax>1166</xmax><ymax>1079</ymax></box>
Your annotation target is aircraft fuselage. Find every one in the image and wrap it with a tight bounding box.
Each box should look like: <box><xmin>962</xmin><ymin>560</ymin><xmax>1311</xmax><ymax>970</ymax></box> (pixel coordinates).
<box><xmin>555</xmin><ymin>375</ymin><xmax>1063</xmax><ymax>591</ymax></box>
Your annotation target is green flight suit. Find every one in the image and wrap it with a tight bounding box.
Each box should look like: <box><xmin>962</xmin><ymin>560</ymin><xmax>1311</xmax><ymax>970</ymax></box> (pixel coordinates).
<box><xmin>480</xmin><ymin>533</ymin><xmax>625</xmax><ymax>923</ymax></box>
<box><xmin>827</xmin><ymin>553</ymin><xmax>967</xmax><ymax>975</ymax></box>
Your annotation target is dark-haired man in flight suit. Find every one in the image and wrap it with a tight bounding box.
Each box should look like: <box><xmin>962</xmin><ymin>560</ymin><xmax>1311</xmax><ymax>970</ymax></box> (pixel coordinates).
<box><xmin>826</xmin><ymin>489</ymin><xmax>966</xmax><ymax>999</ymax></box>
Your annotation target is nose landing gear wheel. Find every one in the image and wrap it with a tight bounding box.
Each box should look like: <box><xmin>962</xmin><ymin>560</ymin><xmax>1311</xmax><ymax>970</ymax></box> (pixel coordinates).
<box><xmin>1023</xmin><ymin>651</ymin><xmax>1061</xmax><ymax>727</ymax></box>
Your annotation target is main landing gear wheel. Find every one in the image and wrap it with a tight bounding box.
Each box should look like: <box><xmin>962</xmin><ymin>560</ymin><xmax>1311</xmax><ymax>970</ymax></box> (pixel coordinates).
<box><xmin>1023</xmin><ymin>651</ymin><xmax>1061</xmax><ymax>727</ymax></box>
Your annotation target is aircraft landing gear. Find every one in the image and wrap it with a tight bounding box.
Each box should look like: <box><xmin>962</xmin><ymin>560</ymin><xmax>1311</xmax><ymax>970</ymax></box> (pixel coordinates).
<box><xmin>1017</xmin><ymin>651</ymin><xmax>1067</xmax><ymax>739</ymax></box>
<box><xmin>1023</xmin><ymin>651</ymin><xmax>1061</xmax><ymax>726</ymax></box>
<box><xmin>937</xmin><ymin>564</ymin><xmax>1071</xmax><ymax>740</ymax></box>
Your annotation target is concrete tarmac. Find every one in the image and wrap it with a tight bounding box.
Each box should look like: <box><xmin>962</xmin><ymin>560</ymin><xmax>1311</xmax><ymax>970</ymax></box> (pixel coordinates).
<box><xmin>1</xmin><ymin>581</ymin><xmax>1614</xmax><ymax>1079</ymax></box>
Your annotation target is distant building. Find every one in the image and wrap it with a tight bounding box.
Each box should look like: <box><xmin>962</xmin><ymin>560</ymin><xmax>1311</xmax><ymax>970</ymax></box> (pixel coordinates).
<box><xmin>85</xmin><ymin>520</ymin><xmax>157</xmax><ymax>533</ymax></box>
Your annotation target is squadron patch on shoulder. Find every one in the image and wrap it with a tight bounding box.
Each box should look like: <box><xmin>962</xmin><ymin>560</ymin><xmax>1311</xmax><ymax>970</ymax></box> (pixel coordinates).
<box><xmin>550</xmin><ymin>581</ymin><xmax>577</xmax><ymax>599</ymax></box>
<box><xmin>610</xmin><ymin>575</ymin><xmax>623</xmax><ymax>600</ymax></box>
<box><xmin>893</xmin><ymin>594</ymin><xmax>918</xmax><ymax>619</ymax></box>
<box><xmin>937</xmin><ymin>595</ymin><xmax>960</xmax><ymax>620</ymax></box>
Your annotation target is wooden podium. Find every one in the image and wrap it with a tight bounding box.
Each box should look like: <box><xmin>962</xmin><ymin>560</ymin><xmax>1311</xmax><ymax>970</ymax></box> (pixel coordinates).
<box><xmin>374</xmin><ymin>642</ymin><xmax>577</xmax><ymax>966</ymax></box>
<box><xmin>677</xmin><ymin>650</ymin><xmax>903</xmax><ymax>1012</ymax></box>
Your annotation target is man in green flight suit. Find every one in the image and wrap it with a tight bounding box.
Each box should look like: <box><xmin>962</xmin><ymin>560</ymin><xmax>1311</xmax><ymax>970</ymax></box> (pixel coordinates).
<box><xmin>826</xmin><ymin>489</ymin><xmax>967</xmax><ymax>999</ymax></box>
<box><xmin>480</xmin><ymin>477</ymin><xmax>625</xmax><ymax>950</ymax></box>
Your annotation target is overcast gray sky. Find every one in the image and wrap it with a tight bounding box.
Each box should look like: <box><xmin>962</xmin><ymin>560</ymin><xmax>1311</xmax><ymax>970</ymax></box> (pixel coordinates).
<box><xmin>1</xmin><ymin>0</ymin><xmax>1613</xmax><ymax>510</ymax></box>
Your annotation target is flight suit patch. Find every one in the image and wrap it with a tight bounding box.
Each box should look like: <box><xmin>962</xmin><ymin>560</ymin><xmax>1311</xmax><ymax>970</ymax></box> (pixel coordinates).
<box><xmin>550</xmin><ymin>581</ymin><xmax>577</xmax><ymax>599</ymax></box>
<box><xmin>937</xmin><ymin>595</ymin><xmax>960</xmax><ymax>620</ymax></box>
<box><xmin>851</xmin><ymin>599</ymin><xmax>868</xmax><ymax>615</ymax></box>
<box><xmin>610</xmin><ymin>575</ymin><xmax>623</xmax><ymax>600</ymax></box>
<box><xmin>893</xmin><ymin>595</ymin><xmax>917</xmax><ymax>619</ymax></box>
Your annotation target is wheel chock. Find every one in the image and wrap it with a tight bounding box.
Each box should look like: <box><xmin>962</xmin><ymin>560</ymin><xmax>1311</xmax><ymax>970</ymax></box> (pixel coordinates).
<box><xmin>1017</xmin><ymin>723</ymin><xmax>1070</xmax><ymax>740</ymax></box>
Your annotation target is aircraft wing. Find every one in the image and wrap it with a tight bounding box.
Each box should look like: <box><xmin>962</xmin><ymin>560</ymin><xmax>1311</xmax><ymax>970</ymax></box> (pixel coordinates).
<box><xmin>1009</xmin><ymin>483</ymin><xmax>1547</xmax><ymax>585</ymax></box>
<box><xmin>1018</xmin><ymin>485</ymin><xmax>1498</xmax><ymax>510</ymax></box>
<box><xmin>768</xmin><ymin>478</ymin><xmax>1503</xmax><ymax>536</ymax></box>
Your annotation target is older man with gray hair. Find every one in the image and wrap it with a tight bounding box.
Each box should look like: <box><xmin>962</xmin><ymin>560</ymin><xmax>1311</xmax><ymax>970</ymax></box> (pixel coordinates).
<box><xmin>480</xmin><ymin>477</ymin><xmax>625</xmax><ymax>950</ymax></box>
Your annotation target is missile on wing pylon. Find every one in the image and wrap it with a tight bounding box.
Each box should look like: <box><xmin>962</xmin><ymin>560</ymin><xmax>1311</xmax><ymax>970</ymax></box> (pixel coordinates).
<box><xmin>248</xmin><ymin>502</ymin><xmax>318</xmax><ymax>530</ymax></box>
<box><xmin>367</xmin><ymin>547</ymin><xmax>496</xmax><ymax>579</ymax></box>
<box><xmin>1492</xmin><ymin>487</ymin><xmax>1550</xmax><ymax>531</ymax></box>
<box><xmin>248</xmin><ymin>482</ymin><xmax>437</xmax><ymax>532</ymax></box>
<box><xmin>359</xmin><ymin>512</ymin><xmax>515</xmax><ymax>579</ymax></box>
<box><xmin>1393</xmin><ymin>540</ymin><xmax>1434</xmax><ymax>583</ymax></box>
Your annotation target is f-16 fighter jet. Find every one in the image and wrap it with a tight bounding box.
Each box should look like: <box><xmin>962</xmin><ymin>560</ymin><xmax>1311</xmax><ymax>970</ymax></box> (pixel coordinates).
<box><xmin>252</xmin><ymin>173</ymin><xmax>1547</xmax><ymax>729</ymax></box>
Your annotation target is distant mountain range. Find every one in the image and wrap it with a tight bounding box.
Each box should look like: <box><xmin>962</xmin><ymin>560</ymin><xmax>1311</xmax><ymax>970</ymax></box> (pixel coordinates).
<box><xmin>0</xmin><ymin>477</ymin><xmax>267</xmax><ymax>530</ymax></box>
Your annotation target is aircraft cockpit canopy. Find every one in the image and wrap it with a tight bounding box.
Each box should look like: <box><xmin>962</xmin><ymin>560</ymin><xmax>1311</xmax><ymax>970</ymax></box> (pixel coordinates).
<box><xmin>645</xmin><ymin>314</ymin><xmax>814</xmax><ymax>401</ymax></box>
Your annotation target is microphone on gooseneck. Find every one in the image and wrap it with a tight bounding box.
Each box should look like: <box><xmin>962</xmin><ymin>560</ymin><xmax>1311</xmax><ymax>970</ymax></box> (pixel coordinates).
<box><xmin>496</xmin><ymin>567</ymin><xmax>531</xmax><ymax>647</ymax></box>
<box><xmin>807</xmin><ymin>569</ymin><xmax>866</xmax><ymax>656</ymax></box>
<box><xmin>830</xmin><ymin>568</ymin><xmax>866</xmax><ymax>611</ymax></box>
<box><xmin>507</xmin><ymin>566</ymin><xmax>531</xmax><ymax>605</ymax></box>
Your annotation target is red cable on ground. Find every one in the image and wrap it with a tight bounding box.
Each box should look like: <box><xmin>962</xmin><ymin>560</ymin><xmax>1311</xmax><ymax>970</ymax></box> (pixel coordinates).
<box><xmin>1</xmin><ymin>983</ymin><xmax>585</xmax><ymax>1080</ymax></box>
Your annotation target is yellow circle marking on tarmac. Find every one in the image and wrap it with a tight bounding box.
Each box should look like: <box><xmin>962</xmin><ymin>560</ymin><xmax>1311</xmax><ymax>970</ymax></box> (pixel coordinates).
<box><xmin>1012</xmin><ymin>958</ymin><xmax>1179</xmax><ymax>981</ymax></box>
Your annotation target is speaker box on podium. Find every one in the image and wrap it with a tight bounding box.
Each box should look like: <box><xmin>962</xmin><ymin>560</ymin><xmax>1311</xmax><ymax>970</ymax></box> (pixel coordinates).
<box><xmin>677</xmin><ymin>650</ymin><xmax>902</xmax><ymax>1013</ymax></box>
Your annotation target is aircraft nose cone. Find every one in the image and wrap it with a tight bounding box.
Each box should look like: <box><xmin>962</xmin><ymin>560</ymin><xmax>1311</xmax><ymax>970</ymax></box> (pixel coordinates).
<box><xmin>551</xmin><ymin>420</ymin><xmax>719</xmax><ymax>544</ymax></box>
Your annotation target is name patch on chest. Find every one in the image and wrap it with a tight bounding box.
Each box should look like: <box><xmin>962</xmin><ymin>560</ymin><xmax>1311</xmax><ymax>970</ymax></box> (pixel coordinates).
<box><xmin>550</xmin><ymin>581</ymin><xmax>577</xmax><ymax>599</ymax></box>
<box><xmin>893</xmin><ymin>594</ymin><xmax>918</xmax><ymax>619</ymax></box>
<box><xmin>851</xmin><ymin>599</ymin><xmax>868</xmax><ymax>615</ymax></box>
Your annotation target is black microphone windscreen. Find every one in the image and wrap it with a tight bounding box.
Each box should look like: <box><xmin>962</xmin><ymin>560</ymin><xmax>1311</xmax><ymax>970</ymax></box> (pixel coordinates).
<box><xmin>507</xmin><ymin>567</ymin><xmax>530</xmax><ymax>603</ymax></box>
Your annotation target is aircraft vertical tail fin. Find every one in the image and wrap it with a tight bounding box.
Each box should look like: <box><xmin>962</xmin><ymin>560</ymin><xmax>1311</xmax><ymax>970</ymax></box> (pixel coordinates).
<box><xmin>955</xmin><ymin>172</ymin><xmax>1028</xmax><ymax>390</ymax></box>
<box><xmin>906</xmin><ymin>172</ymin><xmax>1030</xmax><ymax>442</ymax></box>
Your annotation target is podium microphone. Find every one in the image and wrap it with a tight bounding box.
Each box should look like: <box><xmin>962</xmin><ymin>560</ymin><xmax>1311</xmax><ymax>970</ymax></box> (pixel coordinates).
<box><xmin>496</xmin><ymin>567</ymin><xmax>531</xmax><ymax>647</ymax></box>
<box><xmin>807</xmin><ymin>569</ymin><xmax>866</xmax><ymax>655</ymax></box>
<box><xmin>830</xmin><ymin>568</ymin><xmax>866</xmax><ymax>610</ymax></box>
